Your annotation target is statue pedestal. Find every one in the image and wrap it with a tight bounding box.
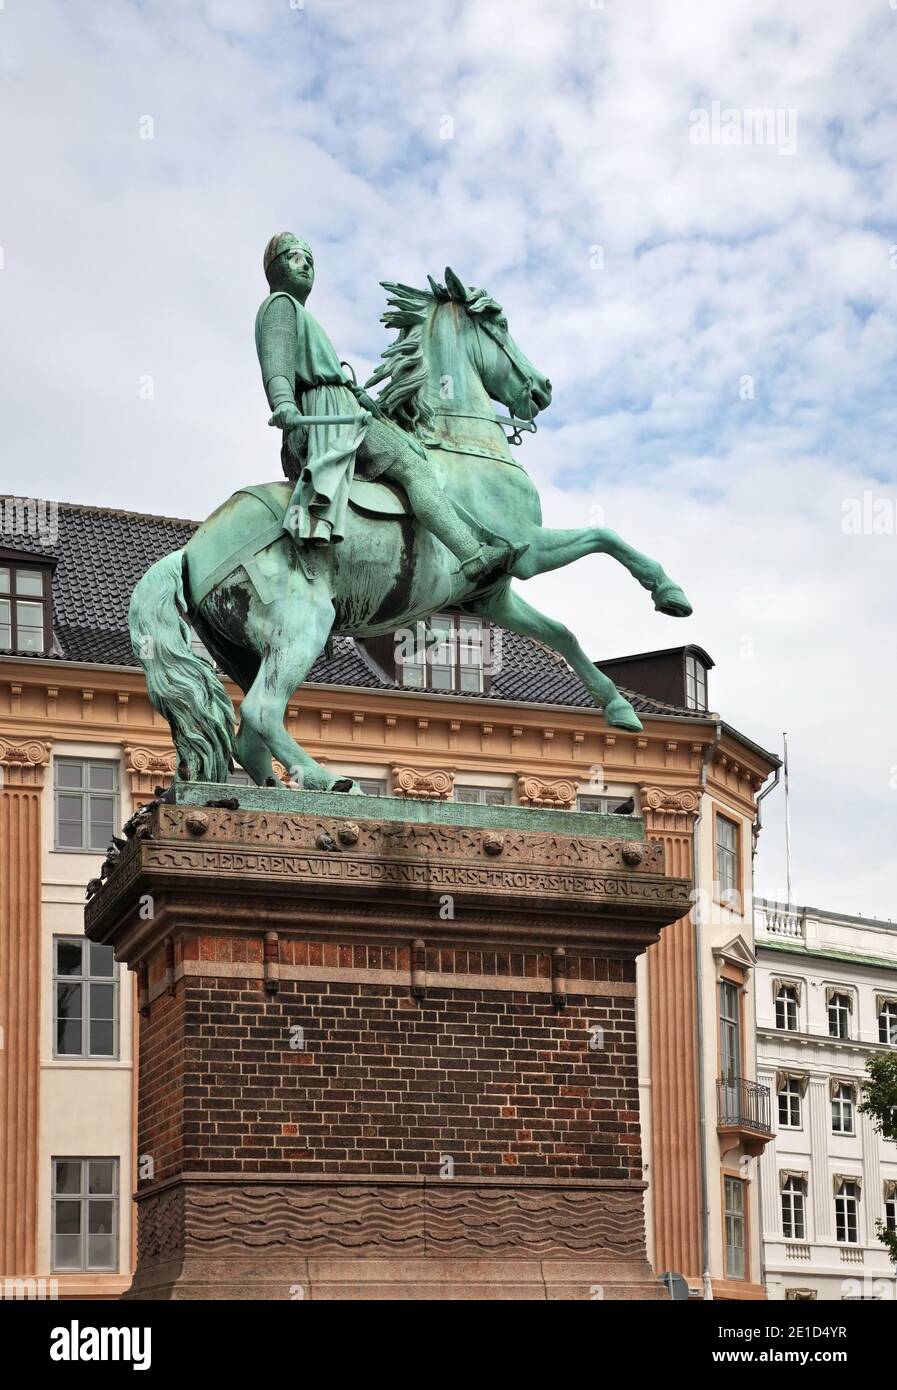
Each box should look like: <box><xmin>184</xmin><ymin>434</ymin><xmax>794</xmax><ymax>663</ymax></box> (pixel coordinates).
<box><xmin>87</xmin><ymin>786</ymin><xmax>690</xmax><ymax>1300</ymax></box>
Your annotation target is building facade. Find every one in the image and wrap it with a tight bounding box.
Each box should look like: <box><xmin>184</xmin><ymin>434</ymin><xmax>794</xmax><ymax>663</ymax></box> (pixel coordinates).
<box><xmin>755</xmin><ymin>898</ymin><xmax>897</xmax><ymax>1300</ymax></box>
<box><xmin>1</xmin><ymin>496</ymin><xmax>777</xmax><ymax>1298</ymax></box>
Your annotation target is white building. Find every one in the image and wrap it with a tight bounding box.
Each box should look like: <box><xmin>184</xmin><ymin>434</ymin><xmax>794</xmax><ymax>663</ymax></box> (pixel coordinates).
<box><xmin>755</xmin><ymin>898</ymin><xmax>897</xmax><ymax>1301</ymax></box>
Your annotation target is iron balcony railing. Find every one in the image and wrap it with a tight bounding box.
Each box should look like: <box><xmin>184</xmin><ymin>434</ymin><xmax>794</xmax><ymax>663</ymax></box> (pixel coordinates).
<box><xmin>717</xmin><ymin>1077</ymin><xmax>772</xmax><ymax>1134</ymax></box>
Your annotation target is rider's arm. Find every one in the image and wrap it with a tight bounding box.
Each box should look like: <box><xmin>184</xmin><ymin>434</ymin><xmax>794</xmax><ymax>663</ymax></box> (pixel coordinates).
<box><xmin>258</xmin><ymin>295</ymin><xmax>298</xmax><ymax>411</ymax></box>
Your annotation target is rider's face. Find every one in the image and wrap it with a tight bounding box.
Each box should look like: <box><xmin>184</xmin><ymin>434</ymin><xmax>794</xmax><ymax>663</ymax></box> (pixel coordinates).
<box><xmin>276</xmin><ymin>242</ymin><xmax>315</xmax><ymax>301</ymax></box>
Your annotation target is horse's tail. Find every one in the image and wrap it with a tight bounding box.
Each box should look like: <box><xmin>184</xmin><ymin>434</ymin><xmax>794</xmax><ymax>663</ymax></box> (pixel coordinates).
<box><xmin>128</xmin><ymin>550</ymin><xmax>235</xmax><ymax>782</ymax></box>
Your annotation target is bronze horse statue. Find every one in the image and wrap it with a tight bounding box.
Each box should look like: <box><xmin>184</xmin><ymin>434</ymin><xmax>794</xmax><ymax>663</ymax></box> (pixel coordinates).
<box><xmin>129</xmin><ymin>270</ymin><xmax>692</xmax><ymax>789</ymax></box>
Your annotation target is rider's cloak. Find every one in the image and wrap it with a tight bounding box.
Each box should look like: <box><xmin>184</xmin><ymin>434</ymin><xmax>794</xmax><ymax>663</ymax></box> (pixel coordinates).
<box><xmin>255</xmin><ymin>291</ymin><xmax>370</xmax><ymax>545</ymax></box>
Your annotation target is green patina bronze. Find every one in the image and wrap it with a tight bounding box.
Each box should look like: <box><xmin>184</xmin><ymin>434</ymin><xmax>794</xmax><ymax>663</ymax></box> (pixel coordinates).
<box><xmin>173</xmin><ymin>781</ymin><xmax>646</xmax><ymax>840</ymax></box>
<box><xmin>128</xmin><ymin>235</ymin><xmax>693</xmax><ymax>790</ymax></box>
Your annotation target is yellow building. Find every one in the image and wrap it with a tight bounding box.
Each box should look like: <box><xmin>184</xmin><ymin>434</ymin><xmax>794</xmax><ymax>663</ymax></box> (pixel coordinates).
<box><xmin>0</xmin><ymin>497</ymin><xmax>778</xmax><ymax>1298</ymax></box>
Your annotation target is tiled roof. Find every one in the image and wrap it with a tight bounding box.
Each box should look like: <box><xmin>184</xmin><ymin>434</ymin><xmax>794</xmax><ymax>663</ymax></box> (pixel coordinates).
<box><xmin>1</xmin><ymin>498</ymin><xmax>699</xmax><ymax>719</ymax></box>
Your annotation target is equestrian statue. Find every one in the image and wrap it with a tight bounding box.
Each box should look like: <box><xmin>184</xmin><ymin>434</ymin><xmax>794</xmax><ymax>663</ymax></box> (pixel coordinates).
<box><xmin>129</xmin><ymin>232</ymin><xmax>693</xmax><ymax>790</ymax></box>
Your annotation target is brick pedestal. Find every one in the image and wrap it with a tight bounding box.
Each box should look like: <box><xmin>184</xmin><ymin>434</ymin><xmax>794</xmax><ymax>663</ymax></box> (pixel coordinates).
<box><xmin>86</xmin><ymin>787</ymin><xmax>690</xmax><ymax>1300</ymax></box>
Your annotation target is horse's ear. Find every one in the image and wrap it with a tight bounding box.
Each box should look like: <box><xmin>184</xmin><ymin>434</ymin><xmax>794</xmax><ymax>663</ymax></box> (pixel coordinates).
<box><xmin>444</xmin><ymin>267</ymin><xmax>467</xmax><ymax>302</ymax></box>
<box><xmin>427</xmin><ymin>274</ymin><xmax>447</xmax><ymax>300</ymax></box>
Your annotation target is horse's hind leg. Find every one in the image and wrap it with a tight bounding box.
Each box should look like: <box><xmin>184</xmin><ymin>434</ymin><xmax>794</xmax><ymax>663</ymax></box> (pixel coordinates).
<box><xmin>239</xmin><ymin>585</ymin><xmax>337</xmax><ymax>791</ymax></box>
<box><xmin>234</xmin><ymin>721</ymin><xmax>275</xmax><ymax>785</ymax></box>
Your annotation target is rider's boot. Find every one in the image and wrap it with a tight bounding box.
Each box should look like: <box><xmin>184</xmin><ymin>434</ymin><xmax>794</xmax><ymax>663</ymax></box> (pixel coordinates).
<box><xmin>456</xmin><ymin>540</ymin><xmax>527</xmax><ymax>584</ymax></box>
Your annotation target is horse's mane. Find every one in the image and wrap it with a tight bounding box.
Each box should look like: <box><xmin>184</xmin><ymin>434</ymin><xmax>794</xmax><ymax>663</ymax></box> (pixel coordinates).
<box><xmin>366</xmin><ymin>272</ymin><xmax>504</xmax><ymax>438</ymax></box>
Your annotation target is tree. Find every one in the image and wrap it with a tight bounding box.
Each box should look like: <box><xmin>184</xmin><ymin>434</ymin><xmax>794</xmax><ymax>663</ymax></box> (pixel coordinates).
<box><xmin>859</xmin><ymin>1053</ymin><xmax>897</xmax><ymax>1269</ymax></box>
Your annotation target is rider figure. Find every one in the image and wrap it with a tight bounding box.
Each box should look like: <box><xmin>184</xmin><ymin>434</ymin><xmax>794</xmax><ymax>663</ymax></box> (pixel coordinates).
<box><xmin>256</xmin><ymin>232</ymin><xmax>520</xmax><ymax>581</ymax></box>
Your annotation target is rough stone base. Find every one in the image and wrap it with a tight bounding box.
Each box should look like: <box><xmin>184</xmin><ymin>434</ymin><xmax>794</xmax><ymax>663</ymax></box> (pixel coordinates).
<box><xmin>124</xmin><ymin>1177</ymin><xmax>667</xmax><ymax>1301</ymax></box>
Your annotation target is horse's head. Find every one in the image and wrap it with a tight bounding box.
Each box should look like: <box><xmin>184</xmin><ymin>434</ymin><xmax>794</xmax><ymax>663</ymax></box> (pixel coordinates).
<box><xmin>368</xmin><ymin>271</ymin><xmax>552</xmax><ymax>437</ymax></box>
<box><xmin>433</xmin><ymin>267</ymin><xmax>552</xmax><ymax>422</ymax></box>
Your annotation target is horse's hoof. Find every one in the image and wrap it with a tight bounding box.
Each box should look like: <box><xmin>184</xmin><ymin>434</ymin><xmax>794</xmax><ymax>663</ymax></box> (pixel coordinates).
<box><xmin>653</xmin><ymin>581</ymin><xmax>693</xmax><ymax>617</ymax></box>
<box><xmin>604</xmin><ymin>695</ymin><xmax>644</xmax><ymax>732</ymax></box>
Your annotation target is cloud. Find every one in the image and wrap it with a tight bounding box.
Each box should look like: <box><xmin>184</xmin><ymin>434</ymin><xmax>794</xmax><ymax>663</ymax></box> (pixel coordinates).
<box><xmin>1</xmin><ymin>0</ymin><xmax>895</xmax><ymax>916</ymax></box>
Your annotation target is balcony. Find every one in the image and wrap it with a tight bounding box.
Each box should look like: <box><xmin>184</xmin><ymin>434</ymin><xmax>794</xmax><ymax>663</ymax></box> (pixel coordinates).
<box><xmin>754</xmin><ymin>900</ymin><xmax>805</xmax><ymax>943</ymax></box>
<box><xmin>717</xmin><ymin>1078</ymin><xmax>773</xmax><ymax>1156</ymax></box>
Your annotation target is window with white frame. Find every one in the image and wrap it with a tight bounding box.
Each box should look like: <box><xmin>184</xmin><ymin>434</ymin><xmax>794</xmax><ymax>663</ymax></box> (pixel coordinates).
<box><xmin>828</xmin><ymin>992</ymin><xmax>851</xmax><ymax>1039</ymax></box>
<box><xmin>54</xmin><ymin>938</ymin><xmax>118</xmax><ymax>1058</ymax></box>
<box><xmin>835</xmin><ymin>1180</ymin><xmax>860</xmax><ymax>1244</ymax></box>
<box><xmin>781</xmin><ymin>1176</ymin><xmax>807</xmax><ymax>1241</ymax></box>
<box><xmin>684</xmin><ymin>653</ymin><xmax>708</xmax><ymax>711</ymax></box>
<box><xmin>723</xmin><ymin>1176</ymin><xmax>746</xmax><ymax>1279</ymax></box>
<box><xmin>576</xmin><ymin>792</ymin><xmax>636</xmax><ymax>815</ymax></box>
<box><xmin>778</xmin><ymin>1078</ymin><xmax>802</xmax><ymax>1129</ymax></box>
<box><xmin>879</xmin><ymin>1001</ymin><xmax>897</xmax><ymax>1046</ymax></box>
<box><xmin>775</xmin><ymin>985</ymin><xmax>799</xmax><ymax>1031</ymax></box>
<box><xmin>884</xmin><ymin>1191</ymin><xmax>897</xmax><ymax>1233</ymax></box>
<box><xmin>396</xmin><ymin>613</ymin><xmax>486</xmax><ymax>693</ymax></box>
<box><xmin>831</xmin><ymin>1084</ymin><xmax>856</xmax><ymax>1136</ymax></box>
<box><xmin>454</xmin><ymin>785</ymin><xmax>512</xmax><ymax>806</ymax></box>
<box><xmin>715</xmin><ymin>814</ymin><xmax>739</xmax><ymax>900</ymax></box>
<box><xmin>357</xmin><ymin>777</ymin><xmax>388</xmax><ymax>797</ymax></box>
<box><xmin>52</xmin><ymin>1158</ymin><xmax>119</xmax><ymax>1271</ymax></box>
<box><xmin>54</xmin><ymin>758</ymin><xmax>119</xmax><ymax>851</ymax></box>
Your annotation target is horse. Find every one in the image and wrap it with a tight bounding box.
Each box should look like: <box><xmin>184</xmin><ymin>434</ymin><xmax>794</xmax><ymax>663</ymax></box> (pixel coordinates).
<box><xmin>128</xmin><ymin>267</ymin><xmax>692</xmax><ymax>790</ymax></box>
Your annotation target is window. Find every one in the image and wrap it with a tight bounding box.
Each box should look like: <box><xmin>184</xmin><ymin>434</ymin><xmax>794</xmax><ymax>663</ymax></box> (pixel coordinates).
<box><xmin>879</xmin><ymin>1001</ymin><xmax>897</xmax><ymax>1046</ymax></box>
<box><xmin>54</xmin><ymin>759</ymin><xmax>119</xmax><ymax>851</ymax></box>
<box><xmin>778</xmin><ymin>1078</ymin><xmax>802</xmax><ymax>1129</ymax></box>
<box><xmin>775</xmin><ymin>985</ymin><xmax>799</xmax><ymax>1031</ymax></box>
<box><xmin>832</xmin><ymin>1084</ymin><xmax>855</xmax><ymax>1136</ymax></box>
<box><xmin>724</xmin><ymin>1176</ymin><xmax>746</xmax><ymax>1279</ymax></box>
<box><xmin>720</xmin><ymin>981</ymin><xmax>741</xmax><ymax>1084</ymax></box>
<box><xmin>227</xmin><ymin>768</ymin><xmax>253</xmax><ymax>785</ymax></box>
<box><xmin>396</xmin><ymin>613</ymin><xmax>487</xmax><ymax>694</ymax></box>
<box><xmin>884</xmin><ymin>1193</ymin><xmax>897</xmax><ymax>1233</ymax></box>
<box><xmin>51</xmin><ymin>1158</ymin><xmax>119</xmax><ymax>1271</ymax></box>
<box><xmin>715</xmin><ymin>814</ymin><xmax>739</xmax><ymax>901</ymax></box>
<box><xmin>454</xmin><ymin>785</ymin><xmax>512</xmax><ymax>806</ymax></box>
<box><xmin>54</xmin><ymin>937</ymin><xmax>118</xmax><ymax>1058</ymax></box>
<box><xmin>781</xmin><ymin>1177</ymin><xmax>806</xmax><ymax>1240</ymax></box>
<box><xmin>358</xmin><ymin>778</ymin><xmax>388</xmax><ymax>797</ymax></box>
<box><xmin>828</xmin><ymin>993</ymin><xmax>851</xmax><ymax>1040</ymax></box>
<box><xmin>835</xmin><ymin>1181</ymin><xmax>859</xmax><ymax>1244</ymax></box>
<box><xmin>685</xmin><ymin>653</ymin><xmax>707</xmax><ymax>711</ymax></box>
<box><xmin>0</xmin><ymin>560</ymin><xmax>51</xmax><ymax>654</ymax></box>
<box><xmin>576</xmin><ymin>793</ymin><xmax>635</xmax><ymax>815</ymax></box>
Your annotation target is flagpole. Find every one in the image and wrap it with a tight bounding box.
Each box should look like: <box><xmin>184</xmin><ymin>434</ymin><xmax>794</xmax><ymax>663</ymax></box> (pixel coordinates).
<box><xmin>783</xmin><ymin>732</ymin><xmax>793</xmax><ymax>907</ymax></box>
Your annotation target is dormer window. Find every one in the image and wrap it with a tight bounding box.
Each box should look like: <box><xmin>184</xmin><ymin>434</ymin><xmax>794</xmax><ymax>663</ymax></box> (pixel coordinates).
<box><xmin>0</xmin><ymin>557</ymin><xmax>53</xmax><ymax>656</ymax></box>
<box><xmin>396</xmin><ymin>613</ymin><xmax>488</xmax><ymax>694</ymax></box>
<box><xmin>685</xmin><ymin>652</ymin><xmax>708</xmax><ymax>711</ymax></box>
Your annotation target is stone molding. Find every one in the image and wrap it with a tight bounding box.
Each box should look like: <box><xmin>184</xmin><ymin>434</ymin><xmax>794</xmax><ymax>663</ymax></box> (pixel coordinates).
<box><xmin>391</xmin><ymin>764</ymin><xmax>454</xmax><ymax>799</ymax></box>
<box><xmin>0</xmin><ymin>737</ymin><xmax>51</xmax><ymax>788</ymax></box>
<box><xmin>516</xmin><ymin>773</ymin><xmax>577</xmax><ymax>809</ymax></box>
<box><xmin>124</xmin><ymin>744</ymin><xmax>177</xmax><ymax>796</ymax></box>
<box><xmin>641</xmin><ymin>784</ymin><xmax>700</xmax><ymax>833</ymax></box>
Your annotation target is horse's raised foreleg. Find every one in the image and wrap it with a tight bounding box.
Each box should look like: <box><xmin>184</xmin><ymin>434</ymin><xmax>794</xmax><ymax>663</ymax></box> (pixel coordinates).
<box><xmin>474</xmin><ymin>586</ymin><xmax>644</xmax><ymax>732</ymax></box>
<box><xmin>511</xmin><ymin>526</ymin><xmax>692</xmax><ymax>617</ymax></box>
<box><xmin>238</xmin><ymin>581</ymin><xmax>338</xmax><ymax>790</ymax></box>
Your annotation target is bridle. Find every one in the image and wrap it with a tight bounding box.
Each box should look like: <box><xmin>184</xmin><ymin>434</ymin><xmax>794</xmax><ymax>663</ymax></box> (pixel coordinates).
<box><xmin>434</xmin><ymin>316</ymin><xmax>540</xmax><ymax>447</ymax></box>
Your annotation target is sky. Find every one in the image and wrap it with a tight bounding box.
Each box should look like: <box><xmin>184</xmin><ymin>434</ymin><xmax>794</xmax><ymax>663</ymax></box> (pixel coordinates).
<box><xmin>1</xmin><ymin>0</ymin><xmax>895</xmax><ymax>918</ymax></box>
